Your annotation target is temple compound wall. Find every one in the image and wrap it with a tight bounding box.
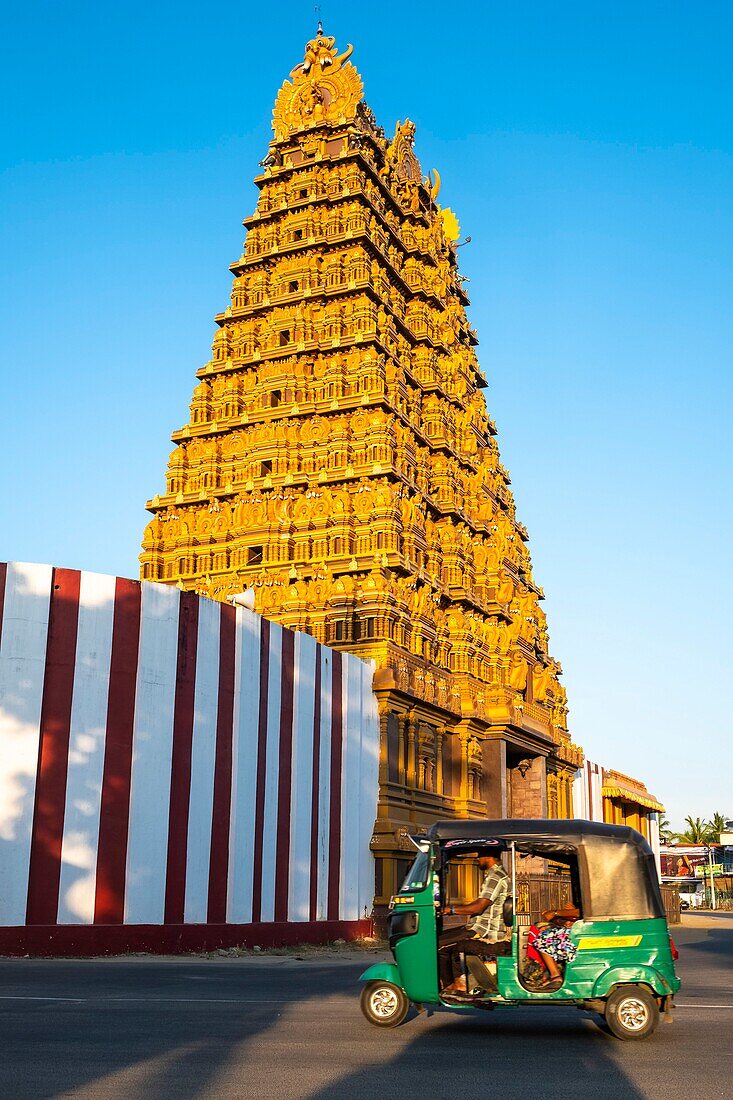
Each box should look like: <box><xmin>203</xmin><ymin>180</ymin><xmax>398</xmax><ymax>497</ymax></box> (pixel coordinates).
<box><xmin>0</xmin><ymin>561</ymin><xmax>377</xmax><ymax>955</ymax></box>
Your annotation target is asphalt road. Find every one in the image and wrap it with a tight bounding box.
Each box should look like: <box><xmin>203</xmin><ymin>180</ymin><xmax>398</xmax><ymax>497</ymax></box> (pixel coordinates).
<box><xmin>1</xmin><ymin>914</ymin><xmax>731</xmax><ymax>1100</ymax></box>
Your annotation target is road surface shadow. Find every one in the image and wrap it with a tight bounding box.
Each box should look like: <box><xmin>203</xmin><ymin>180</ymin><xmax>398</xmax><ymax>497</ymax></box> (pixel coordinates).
<box><xmin>0</xmin><ymin>957</ymin><xmax>358</xmax><ymax>1099</ymax></box>
<box><xmin>311</xmin><ymin>1004</ymin><xmax>647</xmax><ymax>1100</ymax></box>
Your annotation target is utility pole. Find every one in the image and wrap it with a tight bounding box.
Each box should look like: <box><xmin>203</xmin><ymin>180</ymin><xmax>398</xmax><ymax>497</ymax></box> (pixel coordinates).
<box><xmin>708</xmin><ymin>846</ymin><xmax>717</xmax><ymax>911</ymax></box>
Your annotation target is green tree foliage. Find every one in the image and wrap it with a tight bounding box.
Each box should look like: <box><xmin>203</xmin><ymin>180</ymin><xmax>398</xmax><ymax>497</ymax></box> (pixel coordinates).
<box><xmin>672</xmin><ymin>812</ymin><xmax>731</xmax><ymax>845</ymax></box>
<box><xmin>676</xmin><ymin>816</ymin><xmax>713</xmax><ymax>844</ymax></box>
<box><xmin>709</xmin><ymin>812</ymin><xmax>729</xmax><ymax>841</ymax></box>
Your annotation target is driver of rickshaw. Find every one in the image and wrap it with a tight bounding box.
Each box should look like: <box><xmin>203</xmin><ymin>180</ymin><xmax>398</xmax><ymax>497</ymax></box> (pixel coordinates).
<box><xmin>439</xmin><ymin>852</ymin><xmax>510</xmax><ymax>994</ymax></box>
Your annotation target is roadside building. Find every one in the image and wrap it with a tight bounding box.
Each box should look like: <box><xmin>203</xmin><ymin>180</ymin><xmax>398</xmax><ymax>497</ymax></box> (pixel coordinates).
<box><xmin>573</xmin><ymin>761</ymin><xmax>664</xmax><ymax>872</ymax></box>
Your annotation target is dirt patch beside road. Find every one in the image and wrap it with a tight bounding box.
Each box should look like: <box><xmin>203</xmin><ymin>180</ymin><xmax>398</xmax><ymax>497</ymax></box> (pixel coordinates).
<box><xmin>199</xmin><ymin>936</ymin><xmax>389</xmax><ymax>960</ymax></box>
<box><xmin>680</xmin><ymin>911</ymin><xmax>733</xmax><ymax>930</ymax></box>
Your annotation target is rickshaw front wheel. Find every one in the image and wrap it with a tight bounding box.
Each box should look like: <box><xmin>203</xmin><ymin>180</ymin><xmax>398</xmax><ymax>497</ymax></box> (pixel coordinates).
<box><xmin>604</xmin><ymin>985</ymin><xmax>659</xmax><ymax>1040</ymax></box>
<box><xmin>360</xmin><ymin>980</ymin><xmax>410</xmax><ymax>1028</ymax></box>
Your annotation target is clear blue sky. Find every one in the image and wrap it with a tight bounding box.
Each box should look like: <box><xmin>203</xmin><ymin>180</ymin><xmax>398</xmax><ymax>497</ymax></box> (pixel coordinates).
<box><xmin>1</xmin><ymin>1</ymin><xmax>731</xmax><ymax>831</ymax></box>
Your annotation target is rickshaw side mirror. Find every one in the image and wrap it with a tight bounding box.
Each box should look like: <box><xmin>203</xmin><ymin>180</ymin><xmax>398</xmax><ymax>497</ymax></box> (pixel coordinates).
<box><xmin>503</xmin><ymin>897</ymin><xmax>514</xmax><ymax>928</ymax></box>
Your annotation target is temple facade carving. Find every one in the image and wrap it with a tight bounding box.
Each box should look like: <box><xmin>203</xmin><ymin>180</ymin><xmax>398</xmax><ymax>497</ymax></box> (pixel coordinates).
<box><xmin>141</xmin><ymin>27</ymin><xmax>584</xmax><ymax>910</ymax></box>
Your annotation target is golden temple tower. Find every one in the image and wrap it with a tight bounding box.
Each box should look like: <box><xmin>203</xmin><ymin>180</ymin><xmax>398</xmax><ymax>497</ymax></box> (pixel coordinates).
<box><xmin>141</xmin><ymin>27</ymin><xmax>583</xmax><ymax>909</ymax></box>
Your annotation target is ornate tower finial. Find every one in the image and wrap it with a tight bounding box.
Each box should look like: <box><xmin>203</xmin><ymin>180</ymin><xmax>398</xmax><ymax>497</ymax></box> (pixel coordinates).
<box><xmin>273</xmin><ymin>28</ymin><xmax>360</xmax><ymax>140</ymax></box>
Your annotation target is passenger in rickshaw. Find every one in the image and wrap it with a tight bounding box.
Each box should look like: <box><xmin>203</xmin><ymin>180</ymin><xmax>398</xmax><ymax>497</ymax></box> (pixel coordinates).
<box><xmin>439</xmin><ymin>852</ymin><xmax>510</xmax><ymax>994</ymax></box>
<box><xmin>530</xmin><ymin>904</ymin><xmax>579</xmax><ymax>990</ymax></box>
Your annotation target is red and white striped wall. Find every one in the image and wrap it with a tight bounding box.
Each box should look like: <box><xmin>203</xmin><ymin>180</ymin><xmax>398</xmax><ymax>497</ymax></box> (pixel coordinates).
<box><xmin>572</xmin><ymin>759</ymin><xmax>604</xmax><ymax>823</ymax></box>
<box><xmin>0</xmin><ymin>562</ymin><xmax>379</xmax><ymax>955</ymax></box>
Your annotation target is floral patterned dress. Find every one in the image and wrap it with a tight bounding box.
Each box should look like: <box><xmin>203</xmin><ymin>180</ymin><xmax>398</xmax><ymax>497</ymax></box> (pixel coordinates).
<box><xmin>534</xmin><ymin>925</ymin><xmax>577</xmax><ymax>963</ymax></box>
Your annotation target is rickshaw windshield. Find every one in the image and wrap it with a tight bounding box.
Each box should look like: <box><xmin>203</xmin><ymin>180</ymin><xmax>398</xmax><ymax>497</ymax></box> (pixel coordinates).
<box><xmin>400</xmin><ymin>850</ymin><xmax>431</xmax><ymax>892</ymax></box>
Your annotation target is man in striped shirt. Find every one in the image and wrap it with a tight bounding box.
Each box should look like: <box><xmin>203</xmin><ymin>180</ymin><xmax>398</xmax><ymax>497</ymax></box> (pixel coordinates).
<box><xmin>439</xmin><ymin>853</ymin><xmax>510</xmax><ymax>994</ymax></box>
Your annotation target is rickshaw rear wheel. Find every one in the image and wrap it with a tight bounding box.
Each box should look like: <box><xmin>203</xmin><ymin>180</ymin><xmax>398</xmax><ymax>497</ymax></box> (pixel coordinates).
<box><xmin>604</xmin><ymin>984</ymin><xmax>659</xmax><ymax>1040</ymax></box>
<box><xmin>360</xmin><ymin>981</ymin><xmax>410</xmax><ymax>1028</ymax></box>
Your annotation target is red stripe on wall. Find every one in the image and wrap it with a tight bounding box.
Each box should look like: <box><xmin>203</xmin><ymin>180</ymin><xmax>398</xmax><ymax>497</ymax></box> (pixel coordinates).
<box><xmin>163</xmin><ymin>590</ymin><xmax>199</xmax><ymax>924</ymax></box>
<box><xmin>327</xmin><ymin>650</ymin><xmax>343</xmax><ymax>921</ymax></box>
<box><xmin>309</xmin><ymin>645</ymin><xmax>322</xmax><ymax>921</ymax></box>
<box><xmin>207</xmin><ymin>602</ymin><xmax>236</xmax><ymax>923</ymax></box>
<box><xmin>250</xmin><ymin>618</ymin><xmax>271</xmax><ymax>923</ymax></box>
<box><xmin>94</xmin><ymin>578</ymin><xmax>142</xmax><ymax>924</ymax></box>
<box><xmin>0</xmin><ymin>561</ymin><xmax>7</xmax><ymax>650</ymax></box>
<box><xmin>26</xmin><ymin>568</ymin><xmax>81</xmax><ymax>924</ymax></box>
<box><xmin>273</xmin><ymin>628</ymin><xmax>295</xmax><ymax>922</ymax></box>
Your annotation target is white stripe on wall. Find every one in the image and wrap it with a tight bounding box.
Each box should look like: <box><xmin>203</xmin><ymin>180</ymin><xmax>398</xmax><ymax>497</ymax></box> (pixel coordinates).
<box><xmin>183</xmin><ymin>597</ymin><xmax>221</xmax><ymax>924</ymax></box>
<box><xmin>124</xmin><ymin>582</ymin><xmax>180</xmax><ymax>924</ymax></box>
<box><xmin>315</xmin><ymin>647</ymin><xmax>332</xmax><ymax>921</ymax></box>
<box><xmin>0</xmin><ymin>563</ymin><xmax>52</xmax><ymax>925</ymax></box>
<box><xmin>259</xmin><ymin>622</ymin><xmax>282</xmax><ymax>923</ymax></box>
<box><xmin>339</xmin><ymin>655</ymin><xmax>363</xmax><ymax>921</ymax></box>
<box><xmin>358</xmin><ymin>659</ymin><xmax>378</xmax><ymax>922</ymax></box>
<box><xmin>591</xmin><ymin>766</ymin><xmax>603</xmax><ymax>821</ymax></box>
<box><xmin>288</xmin><ymin>631</ymin><xmax>316</xmax><ymax>921</ymax></box>
<box><xmin>57</xmin><ymin>571</ymin><xmax>116</xmax><ymax>924</ymax></box>
<box><xmin>226</xmin><ymin>607</ymin><xmax>261</xmax><ymax>923</ymax></box>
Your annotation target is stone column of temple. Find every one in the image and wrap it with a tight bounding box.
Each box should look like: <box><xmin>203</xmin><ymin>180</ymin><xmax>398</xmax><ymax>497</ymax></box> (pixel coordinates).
<box><xmin>510</xmin><ymin>756</ymin><xmax>548</xmax><ymax>819</ymax></box>
<box><xmin>405</xmin><ymin>714</ymin><xmax>417</xmax><ymax>789</ymax></box>
<box><xmin>435</xmin><ymin>726</ymin><xmax>445</xmax><ymax>795</ymax></box>
<box><xmin>482</xmin><ymin>737</ymin><xmax>508</xmax><ymax>818</ymax></box>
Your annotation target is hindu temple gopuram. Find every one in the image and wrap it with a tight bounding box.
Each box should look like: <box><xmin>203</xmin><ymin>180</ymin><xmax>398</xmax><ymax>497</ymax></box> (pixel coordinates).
<box><xmin>140</xmin><ymin>27</ymin><xmax>586</xmax><ymax>905</ymax></box>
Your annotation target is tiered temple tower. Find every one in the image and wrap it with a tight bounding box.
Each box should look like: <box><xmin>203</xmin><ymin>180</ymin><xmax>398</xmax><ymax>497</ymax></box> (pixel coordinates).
<box><xmin>141</xmin><ymin>28</ymin><xmax>583</xmax><ymax>908</ymax></box>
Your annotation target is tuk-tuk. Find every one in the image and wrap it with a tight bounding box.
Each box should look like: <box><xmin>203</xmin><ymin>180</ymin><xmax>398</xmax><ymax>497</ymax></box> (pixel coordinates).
<box><xmin>359</xmin><ymin>819</ymin><xmax>680</xmax><ymax>1040</ymax></box>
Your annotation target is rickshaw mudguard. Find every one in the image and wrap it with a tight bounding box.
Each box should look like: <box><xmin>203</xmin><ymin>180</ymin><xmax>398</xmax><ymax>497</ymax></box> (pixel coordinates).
<box><xmin>591</xmin><ymin>965</ymin><xmax>678</xmax><ymax>998</ymax></box>
<box><xmin>359</xmin><ymin>962</ymin><xmax>403</xmax><ymax>987</ymax></box>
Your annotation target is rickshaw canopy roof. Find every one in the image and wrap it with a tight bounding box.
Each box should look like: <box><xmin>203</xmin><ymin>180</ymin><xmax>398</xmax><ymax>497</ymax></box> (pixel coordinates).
<box><xmin>426</xmin><ymin>818</ymin><xmax>665</xmax><ymax>921</ymax></box>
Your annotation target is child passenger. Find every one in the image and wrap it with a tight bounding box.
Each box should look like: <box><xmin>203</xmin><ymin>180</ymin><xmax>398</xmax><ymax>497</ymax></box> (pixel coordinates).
<box><xmin>533</xmin><ymin>904</ymin><xmax>579</xmax><ymax>988</ymax></box>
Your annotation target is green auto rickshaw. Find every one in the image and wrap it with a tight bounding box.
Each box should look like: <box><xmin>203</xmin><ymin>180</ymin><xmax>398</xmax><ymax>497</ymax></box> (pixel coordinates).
<box><xmin>359</xmin><ymin>819</ymin><xmax>680</xmax><ymax>1040</ymax></box>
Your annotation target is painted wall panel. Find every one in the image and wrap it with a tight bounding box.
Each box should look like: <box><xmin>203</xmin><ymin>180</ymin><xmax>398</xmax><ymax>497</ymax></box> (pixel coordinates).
<box><xmin>226</xmin><ymin>608</ymin><xmax>261</xmax><ymax>924</ymax></box>
<box><xmin>58</xmin><ymin>571</ymin><xmax>116</xmax><ymax>924</ymax></box>
<box><xmin>259</xmin><ymin>622</ymin><xmax>283</xmax><ymax>923</ymax></box>
<box><xmin>183</xmin><ymin>596</ymin><xmax>221</xmax><ymax>924</ymax></box>
<box><xmin>124</xmin><ymin>583</ymin><xmax>180</xmax><ymax>924</ymax></box>
<box><xmin>315</xmin><ymin>648</ymin><xmax>333</xmax><ymax>922</ymax></box>
<box><xmin>0</xmin><ymin>563</ymin><xmax>52</xmax><ymax>925</ymax></box>
<box><xmin>358</xmin><ymin>659</ymin><xmax>380</xmax><ymax>921</ymax></box>
<box><xmin>0</xmin><ymin>563</ymin><xmax>379</xmax><ymax>948</ymax></box>
<box><xmin>288</xmin><ymin>631</ymin><xmax>316</xmax><ymax>922</ymax></box>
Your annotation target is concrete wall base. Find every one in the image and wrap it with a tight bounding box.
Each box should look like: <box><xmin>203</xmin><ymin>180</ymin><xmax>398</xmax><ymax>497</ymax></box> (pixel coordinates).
<box><xmin>0</xmin><ymin>920</ymin><xmax>374</xmax><ymax>957</ymax></box>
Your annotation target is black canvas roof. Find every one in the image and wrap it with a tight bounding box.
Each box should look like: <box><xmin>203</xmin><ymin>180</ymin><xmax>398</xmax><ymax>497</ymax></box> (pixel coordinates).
<box><xmin>426</xmin><ymin>818</ymin><xmax>665</xmax><ymax>921</ymax></box>
<box><xmin>427</xmin><ymin>818</ymin><xmax>648</xmax><ymax>850</ymax></box>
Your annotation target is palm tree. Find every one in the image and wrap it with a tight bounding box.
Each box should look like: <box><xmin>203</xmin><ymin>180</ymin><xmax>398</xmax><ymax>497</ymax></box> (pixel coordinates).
<box><xmin>676</xmin><ymin>816</ymin><xmax>712</xmax><ymax>845</ymax></box>
<box><xmin>709</xmin><ymin>812</ymin><xmax>729</xmax><ymax>843</ymax></box>
<box><xmin>658</xmin><ymin>816</ymin><xmax>676</xmax><ymax>843</ymax></box>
